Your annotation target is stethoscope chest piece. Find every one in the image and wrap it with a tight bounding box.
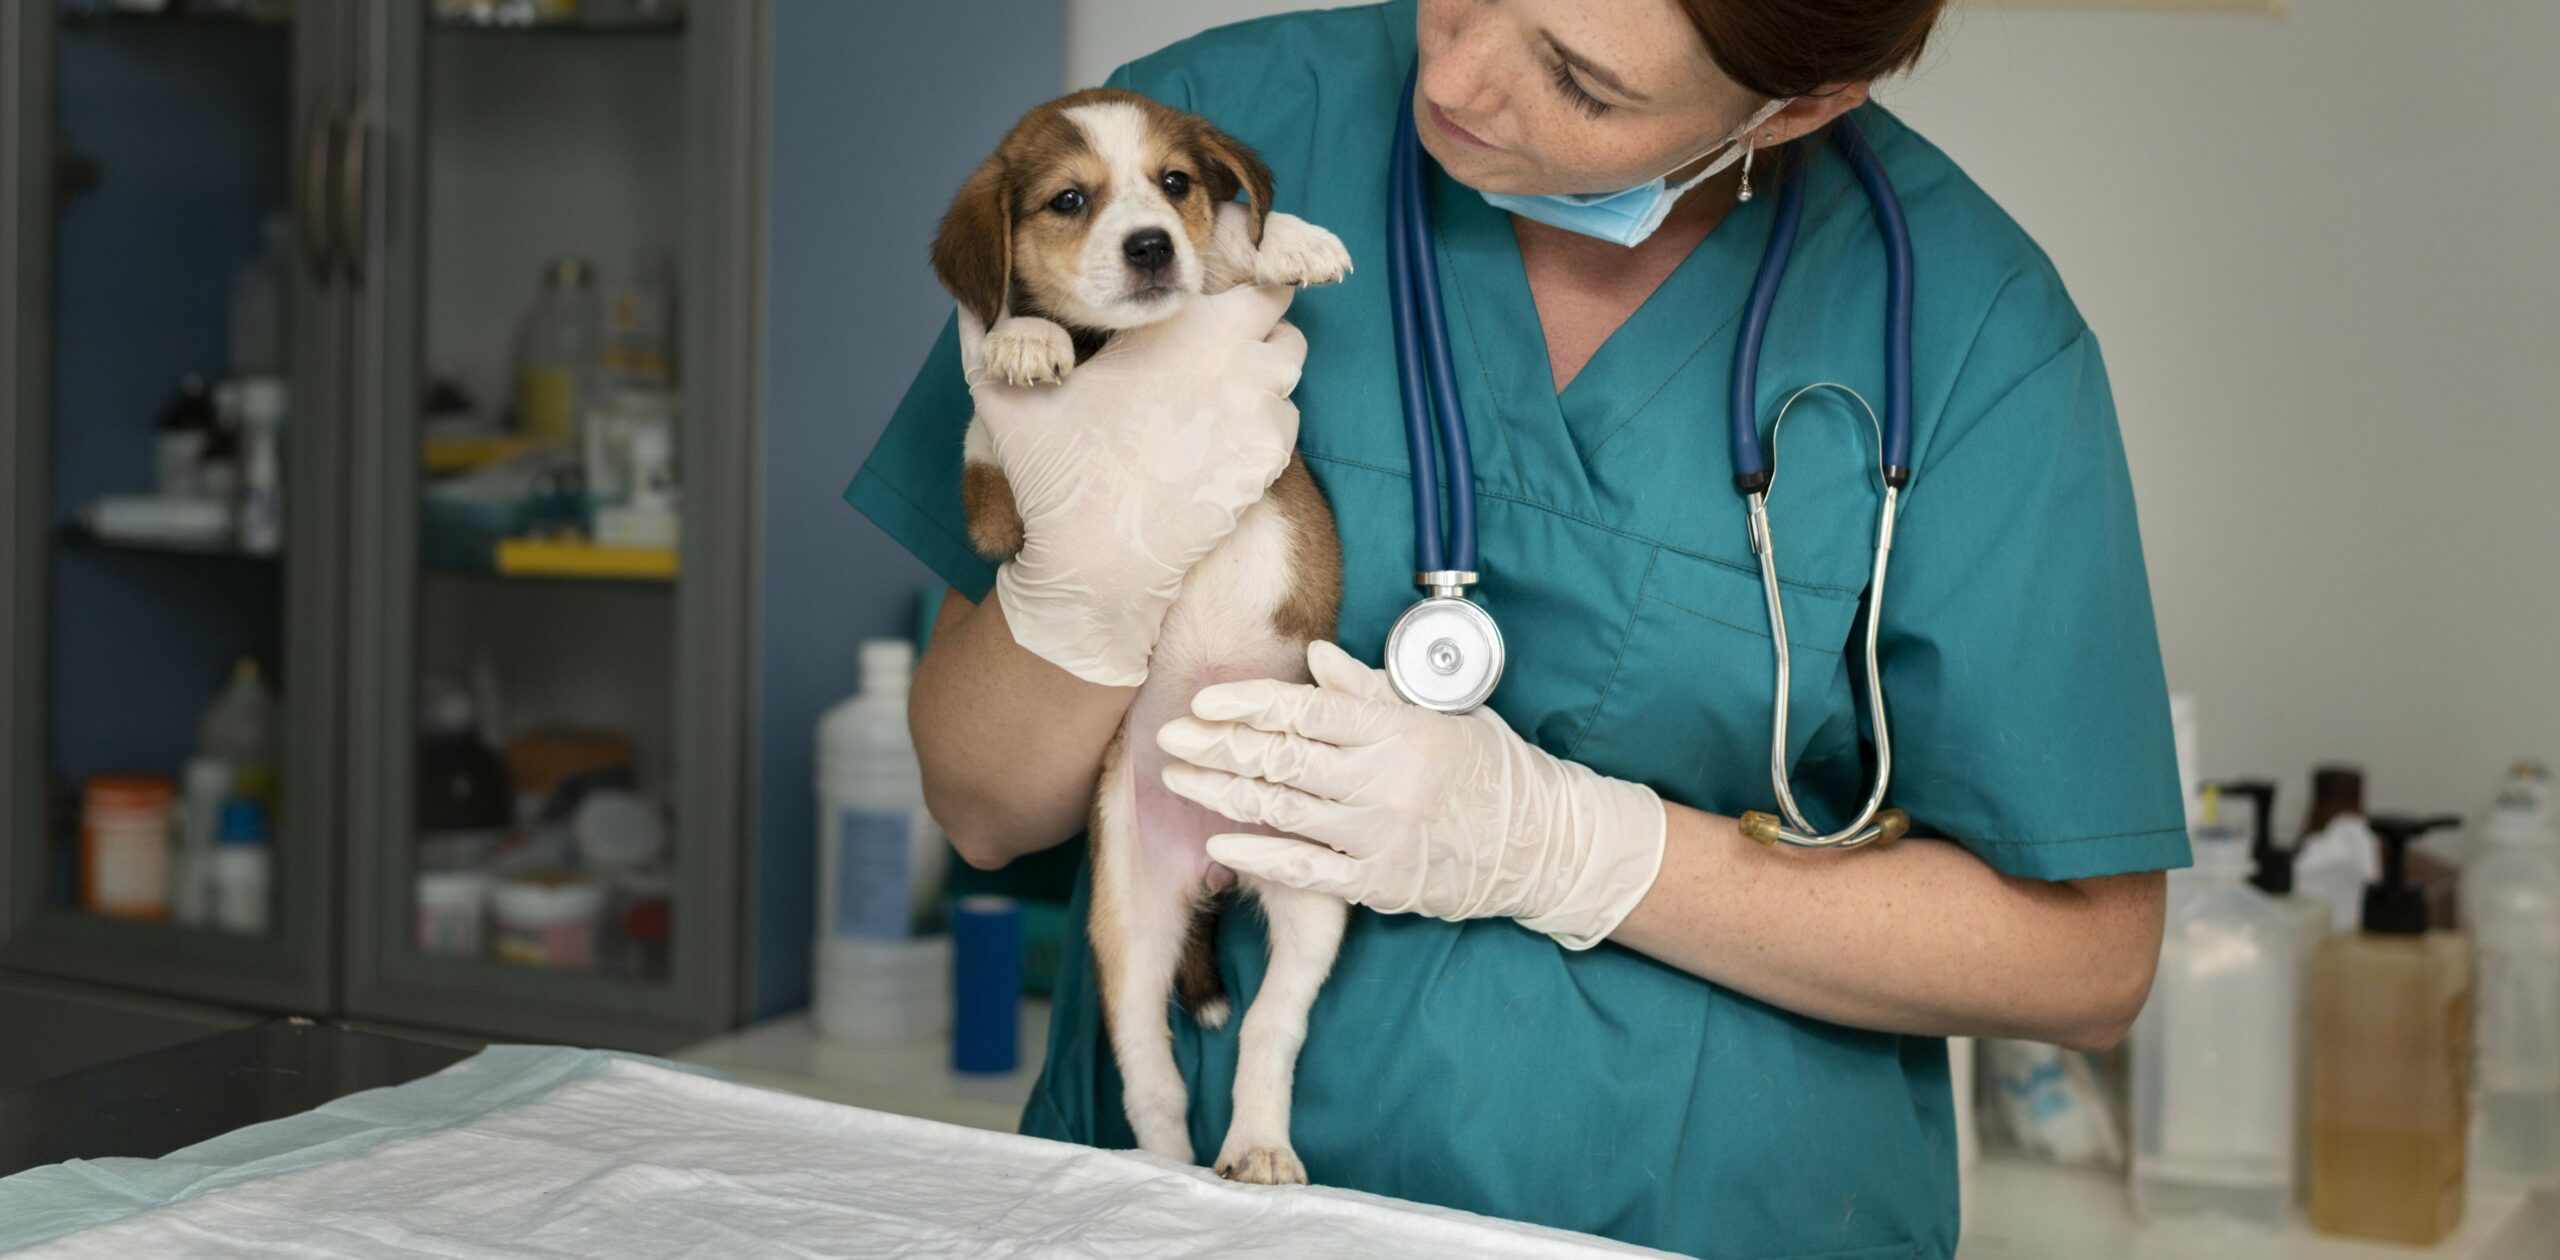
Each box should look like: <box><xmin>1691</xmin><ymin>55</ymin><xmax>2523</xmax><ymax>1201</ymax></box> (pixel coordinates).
<box><xmin>1385</xmin><ymin>591</ymin><xmax>1504</xmax><ymax>714</ymax></box>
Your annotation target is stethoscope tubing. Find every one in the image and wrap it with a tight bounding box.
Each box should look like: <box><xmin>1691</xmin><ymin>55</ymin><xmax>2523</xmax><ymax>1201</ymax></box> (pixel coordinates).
<box><xmin>1390</xmin><ymin>66</ymin><xmax>1478</xmax><ymax>578</ymax></box>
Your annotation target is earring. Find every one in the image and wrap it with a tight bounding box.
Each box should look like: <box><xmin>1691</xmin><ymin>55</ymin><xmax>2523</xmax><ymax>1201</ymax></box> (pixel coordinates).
<box><xmin>1737</xmin><ymin>142</ymin><xmax>1756</xmax><ymax>203</ymax></box>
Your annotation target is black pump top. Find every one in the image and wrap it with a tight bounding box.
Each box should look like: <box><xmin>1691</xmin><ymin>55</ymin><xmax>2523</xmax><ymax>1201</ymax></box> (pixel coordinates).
<box><xmin>2214</xmin><ymin>780</ymin><xmax>2285</xmax><ymax>894</ymax></box>
<box><xmin>2362</xmin><ymin>814</ymin><xmax>2461</xmax><ymax>935</ymax></box>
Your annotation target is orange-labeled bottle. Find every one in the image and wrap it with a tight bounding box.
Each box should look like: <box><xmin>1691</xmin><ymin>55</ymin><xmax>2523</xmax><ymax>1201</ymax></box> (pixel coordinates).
<box><xmin>82</xmin><ymin>775</ymin><xmax>174</xmax><ymax>920</ymax></box>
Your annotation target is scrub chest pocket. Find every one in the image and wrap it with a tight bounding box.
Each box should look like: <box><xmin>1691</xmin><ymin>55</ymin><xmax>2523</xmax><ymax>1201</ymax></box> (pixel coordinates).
<box><xmin>1576</xmin><ymin>544</ymin><xmax>1866</xmax><ymax>824</ymax></box>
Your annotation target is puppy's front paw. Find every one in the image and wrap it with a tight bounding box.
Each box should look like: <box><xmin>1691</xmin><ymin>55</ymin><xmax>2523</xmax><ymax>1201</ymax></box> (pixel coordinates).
<box><xmin>1214</xmin><ymin>1143</ymin><xmax>1307</xmax><ymax>1186</ymax></box>
<box><xmin>983</xmin><ymin>315</ymin><xmax>1075</xmax><ymax>386</ymax></box>
<box><xmin>1252</xmin><ymin>213</ymin><xmax>1352</xmax><ymax>289</ymax></box>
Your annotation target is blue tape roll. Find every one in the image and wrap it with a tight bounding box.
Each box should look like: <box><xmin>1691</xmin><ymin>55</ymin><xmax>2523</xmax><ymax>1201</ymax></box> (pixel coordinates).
<box><xmin>952</xmin><ymin>895</ymin><xmax>1023</xmax><ymax>1074</ymax></box>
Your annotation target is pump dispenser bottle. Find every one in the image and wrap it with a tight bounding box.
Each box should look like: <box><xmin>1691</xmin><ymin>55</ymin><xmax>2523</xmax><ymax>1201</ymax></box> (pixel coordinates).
<box><xmin>2132</xmin><ymin>788</ymin><xmax>2299</xmax><ymax>1228</ymax></box>
<box><xmin>2459</xmin><ymin>784</ymin><xmax>2560</xmax><ymax>1187</ymax></box>
<box><xmin>2310</xmin><ymin>813</ymin><xmax>2469</xmax><ymax>1245</ymax></box>
<box><xmin>2218</xmin><ymin>779</ymin><xmax>2323</xmax><ymax>1204</ymax></box>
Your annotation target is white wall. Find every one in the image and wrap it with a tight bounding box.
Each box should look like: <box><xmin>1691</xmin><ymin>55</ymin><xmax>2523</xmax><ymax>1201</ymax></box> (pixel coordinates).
<box><xmin>1064</xmin><ymin>0</ymin><xmax>2560</xmax><ymax>822</ymax></box>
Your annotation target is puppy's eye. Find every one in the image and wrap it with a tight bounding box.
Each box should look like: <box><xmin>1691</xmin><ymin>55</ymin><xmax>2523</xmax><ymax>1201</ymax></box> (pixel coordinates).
<box><xmin>1159</xmin><ymin>170</ymin><xmax>1191</xmax><ymax>200</ymax></box>
<box><xmin>1047</xmin><ymin>188</ymin><xmax>1086</xmax><ymax>214</ymax></box>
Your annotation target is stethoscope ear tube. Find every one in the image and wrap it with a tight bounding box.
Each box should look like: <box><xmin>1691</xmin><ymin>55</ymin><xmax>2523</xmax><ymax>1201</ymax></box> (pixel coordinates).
<box><xmin>1729</xmin><ymin>146</ymin><xmax>1808</xmax><ymax>496</ymax></box>
<box><xmin>1830</xmin><ymin>118</ymin><xmax>1915</xmax><ymax>482</ymax></box>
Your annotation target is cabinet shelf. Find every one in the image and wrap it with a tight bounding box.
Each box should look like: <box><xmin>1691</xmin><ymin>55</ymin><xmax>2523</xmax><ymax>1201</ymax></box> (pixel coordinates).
<box><xmin>58</xmin><ymin>522</ymin><xmax>281</xmax><ymax>564</ymax></box>
<box><xmin>60</xmin><ymin>5</ymin><xmax>292</xmax><ymax>31</ymax></box>
<box><xmin>428</xmin><ymin>14</ymin><xmax>685</xmax><ymax>38</ymax></box>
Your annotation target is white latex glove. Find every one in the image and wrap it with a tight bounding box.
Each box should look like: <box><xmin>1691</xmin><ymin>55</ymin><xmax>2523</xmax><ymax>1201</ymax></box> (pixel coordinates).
<box><xmin>957</xmin><ymin>287</ymin><xmax>1308</xmax><ymax>688</ymax></box>
<box><xmin>1155</xmin><ymin>640</ymin><xmax>1668</xmax><ymax>950</ymax></box>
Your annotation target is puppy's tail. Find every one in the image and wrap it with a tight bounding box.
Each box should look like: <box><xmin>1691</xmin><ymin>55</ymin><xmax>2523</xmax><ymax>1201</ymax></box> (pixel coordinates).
<box><xmin>1175</xmin><ymin>903</ymin><xmax>1229</xmax><ymax>1030</ymax></box>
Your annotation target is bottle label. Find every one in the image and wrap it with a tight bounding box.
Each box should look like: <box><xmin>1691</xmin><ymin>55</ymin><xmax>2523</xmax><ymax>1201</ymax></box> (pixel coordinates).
<box><xmin>2478</xmin><ymin>935</ymin><xmax>2560</xmax><ymax>1093</ymax></box>
<box><xmin>516</xmin><ymin>368</ymin><xmax>578</xmax><ymax>442</ymax></box>
<box><xmin>832</xmin><ymin>808</ymin><xmax>946</xmax><ymax>941</ymax></box>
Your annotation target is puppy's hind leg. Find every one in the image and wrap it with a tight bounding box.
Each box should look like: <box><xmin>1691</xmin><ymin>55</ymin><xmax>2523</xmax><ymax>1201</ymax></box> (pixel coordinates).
<box><xmin>1091</xmin><ymin>737</ymin><xmax>1206</xmax><ymax>1164</ymax></box>
<box><xmin>1214</xmin><ymin>880</ymin><xmax>1349</xmax><ymax>1185</ymax></box>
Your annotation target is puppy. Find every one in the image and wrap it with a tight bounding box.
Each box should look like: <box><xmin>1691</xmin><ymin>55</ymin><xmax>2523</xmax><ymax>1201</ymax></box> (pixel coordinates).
<box><xmin>931</xmin><ymin>88</ymin><xmax>1352</xmax><ymax>1184</ymax></box>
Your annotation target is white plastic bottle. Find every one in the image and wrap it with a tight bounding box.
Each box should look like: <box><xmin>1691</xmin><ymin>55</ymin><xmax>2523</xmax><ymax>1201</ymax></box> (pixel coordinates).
<box><xmin>2132</xmin><ymin>791</ymin><xmax>2299</xmax><ymax>1229</ymax></box>
<box><xmin>211</xmin><ymin>798</ymin><xmax>271</xmax><ymax>935</ymax></box>
<box><xmin>2222</xmin><ymin>779</ymin><xmax>2327</xmax><ymax>1205</ymax></box>
<box><xmin>236</xmin><ymin>378</ymin><xmax>286</xmax><ymax>554</ymax></box>
<box><xmin>228</xmin><ymin>212</ymin><xmax>292</xmax><ymax>379</ymax></box>
<box><xmin>812</xmin><ymin>638</ymin><xmax>951</xmax><ymax>1042</ymax></box>
<box><xmin>171</xmin><ymin>756</ymin><xmax>234</xmax><ymax>928</ymax></box>
<box><xmin>2460</xmin><ymin>783</ymin><xmax>2560</xmax><ymax>1187</ymax></box>
<box><xmin>199</xmin><ymin>658</ymin><xmax>280</xmax><ymax>808</ymax></box>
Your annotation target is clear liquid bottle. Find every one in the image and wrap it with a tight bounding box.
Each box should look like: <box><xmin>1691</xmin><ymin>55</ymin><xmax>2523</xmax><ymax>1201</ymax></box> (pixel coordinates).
<box><xmin>512</xmin><ymin>257</ymin><xmax>599</xmax><ymax>445</ymax></box>
<box><xmin>2459</xmin><ymin>780</ymin><xmax>2560</xmax><ymax>1188</ymax></box>
<box><xmin>2310</xmin><ymin>813</ymin><xmax>2470</xmax><ymax>1245</ymax></box>
<box><xmin>2132</xmin><ymin>789</ymin><xmax>2299</xmax><ymax>1228</ymax></box>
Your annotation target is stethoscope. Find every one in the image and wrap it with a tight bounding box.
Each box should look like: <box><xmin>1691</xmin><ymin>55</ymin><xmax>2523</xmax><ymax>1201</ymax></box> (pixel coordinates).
<box><xmin>1384</xmin><ymin>68</ymin><xmax>1914</xmax><ymax>850</ymax></box>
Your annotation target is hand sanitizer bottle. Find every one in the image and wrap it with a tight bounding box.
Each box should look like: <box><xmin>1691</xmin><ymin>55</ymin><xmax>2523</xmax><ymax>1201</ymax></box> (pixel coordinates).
<box><xmin>2459</xmin><ymin>782</ymin><xmax>2560</xmax><ymax>1188</ymax></box>
<box><xmin>2132</xmin><ymin>787</ymin><xmax>2300</xmax><ymax>1229</ymax></box>
<box><xmin>2311</xmin><ymin>813</ymin><xmax>2469</xmax><ymax>1245</ymax></box>
<box><xmin>2218</xmin><ymin>778</ymin><xmax>2326</xmax><ymax>1206</ymax></box>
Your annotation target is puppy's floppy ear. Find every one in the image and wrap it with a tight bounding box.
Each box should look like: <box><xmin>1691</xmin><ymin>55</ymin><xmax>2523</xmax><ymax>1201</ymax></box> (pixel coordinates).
<box><xmin>1188</xmin><ymin>119</ymin><xmax>1274</xmax><ymax>246</ymax></box>
<box><xmin>931</xmin><ymin>153</ymin><xmax>1013</xmax><ymax>327</ymax></box>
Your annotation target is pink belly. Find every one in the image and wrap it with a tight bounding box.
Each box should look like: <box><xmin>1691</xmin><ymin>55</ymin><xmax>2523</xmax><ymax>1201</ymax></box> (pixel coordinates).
<box><xmin>1120</xmin><ymin>638</ymin><xmax>1310</xmax><ymax>894</ymax></box>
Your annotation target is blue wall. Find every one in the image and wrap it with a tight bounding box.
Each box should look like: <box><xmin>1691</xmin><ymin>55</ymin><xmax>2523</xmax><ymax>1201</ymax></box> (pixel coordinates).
<box><xmin>751</xmin><ymin>0</ymin><xmax>1065</xmax><ymax>1018</ymax></box>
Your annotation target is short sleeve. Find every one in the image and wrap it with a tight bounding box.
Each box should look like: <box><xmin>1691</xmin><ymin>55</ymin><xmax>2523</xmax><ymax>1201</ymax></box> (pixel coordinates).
<box><xmin>1880</xmin><ymin>328</ymin><xmax>2191</xmax><ymax>881</ymax></box>
<box><xmin>842</xmin><ymin>63</ymin><xmax>1179</xmax><ymax>603</ymax></box>
<box><xmin>843</xmin><ymin>315</ymin><xmax>996</xmax><ymax>601</ymax></box>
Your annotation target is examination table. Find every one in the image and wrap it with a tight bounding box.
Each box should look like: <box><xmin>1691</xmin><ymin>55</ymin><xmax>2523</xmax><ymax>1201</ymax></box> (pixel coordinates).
<box><xmin>0</xmin><ymin>1040</ymin><xmax>1669</xmax><ymax>1257</ymax></box>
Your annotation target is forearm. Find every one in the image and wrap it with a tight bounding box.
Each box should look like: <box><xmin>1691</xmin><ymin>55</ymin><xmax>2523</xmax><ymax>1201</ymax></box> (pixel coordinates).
<box><xmin>1611</xmin><ymin>802</ymin><xmax>2165</xmax><ymax>1052</ymax></box>
<box><xmin>909</xmin><ymin>586</ymin><xmax>1134</xmax><ymax>869</ymax></box>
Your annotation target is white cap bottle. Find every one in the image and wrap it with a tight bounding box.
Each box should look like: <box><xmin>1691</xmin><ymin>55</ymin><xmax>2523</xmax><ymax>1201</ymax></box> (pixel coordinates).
<box><xmin>2132</xmin><ymin>788</ymin><xmax>2300</xmax><ymax>1228</ymax></box>
<box><xmin>812</xmin><ymin>638</ymin><xmax>951</xmax><ymax>1042</ymax></box>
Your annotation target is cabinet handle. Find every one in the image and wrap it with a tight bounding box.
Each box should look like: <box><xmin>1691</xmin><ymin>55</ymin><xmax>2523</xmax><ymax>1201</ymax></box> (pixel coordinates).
<box><xmin>299</xmin><ymin>105</ymin><xmax>340</xmax><ymax>280</ymax></box>
<box><xmin>336</xmin><ymin>97</ymin><xmax>371</xmax><ymax>288</ymax></box>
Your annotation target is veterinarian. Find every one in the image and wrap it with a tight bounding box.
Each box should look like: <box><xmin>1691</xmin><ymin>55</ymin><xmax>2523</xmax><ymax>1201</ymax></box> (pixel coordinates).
<box><xmin>847</xmin><ymin>1</ymin><xmax>2185</xmax><ymax>1255</ymax></box>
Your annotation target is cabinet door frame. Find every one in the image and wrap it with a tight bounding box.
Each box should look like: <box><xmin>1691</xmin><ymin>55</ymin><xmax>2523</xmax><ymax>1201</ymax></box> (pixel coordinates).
<box><xmin>341</xmin><ymin>0</ymin><xmax>762</xmax><ymax>1049</ymax></box>
<box><xmin>0</xmin><ymin>1</ymin><xmax>350</xmax><ymax>1016</ymax></box>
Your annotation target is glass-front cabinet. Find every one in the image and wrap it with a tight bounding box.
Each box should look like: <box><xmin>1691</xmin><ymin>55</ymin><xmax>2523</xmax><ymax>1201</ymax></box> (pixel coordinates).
<box><xmin>2</xmin><ymin>0</ymin><xmax>347</xmax><ymax>1014</ymax></box>
<box><xmin>344</xmin><ymin>0</ymin><xmax>752</xmax><ymax>1048</ymax></box>
<box><xmin>3</xmin><ymin>0</ymin><xmax>758</xmax><ymax>1050</ymax></box>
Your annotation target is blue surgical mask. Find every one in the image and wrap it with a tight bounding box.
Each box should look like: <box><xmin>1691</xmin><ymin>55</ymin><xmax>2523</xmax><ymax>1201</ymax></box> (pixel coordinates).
<box><xmin>1479</xmin><ymin>97</ymin><xmax>1792</xmax><ymax>247</ymax></box>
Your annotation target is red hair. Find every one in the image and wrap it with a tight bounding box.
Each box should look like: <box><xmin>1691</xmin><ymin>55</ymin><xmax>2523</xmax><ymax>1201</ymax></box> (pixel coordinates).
<box><xmin>1676</xmin><ymin>0</ymin><xmax>1949</xmax><ymax>99</ymax></box>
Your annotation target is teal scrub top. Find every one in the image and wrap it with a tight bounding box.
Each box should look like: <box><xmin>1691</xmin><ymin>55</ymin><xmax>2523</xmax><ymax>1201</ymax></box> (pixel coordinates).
<box><xmin>846</xmin><ymin>5</ymin><xmax>2189</xmax><ymax>1256</ymax></box>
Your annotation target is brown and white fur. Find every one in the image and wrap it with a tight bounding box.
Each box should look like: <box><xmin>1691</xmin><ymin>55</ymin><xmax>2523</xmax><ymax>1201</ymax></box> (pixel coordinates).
<box><xmin>932</xmin><ymin>88</ymin><xmax>1352</xmax><ymax>1184</ymax></box>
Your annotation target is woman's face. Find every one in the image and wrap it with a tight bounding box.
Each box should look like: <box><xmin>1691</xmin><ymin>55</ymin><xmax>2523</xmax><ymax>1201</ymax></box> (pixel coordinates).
<box><xmin>1413</xmin><ymin>0</ymin><xmax>1847</xmax><ymax>197</ymax></box>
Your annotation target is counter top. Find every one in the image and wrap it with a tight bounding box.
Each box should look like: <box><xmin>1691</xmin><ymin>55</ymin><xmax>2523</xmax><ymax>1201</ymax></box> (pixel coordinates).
<box><xmin>1960</xmin><ymin>1154</ymin><xmax>2560</xmax><ymax>1259</ymax></box>
<box><xmin>671</xmin><ymin>1002</ymin><xmax>1049</xmax><ymax>1134</ymax></box>
<box><xmin>0</xmin><ymin>1019</ymin><xmax>475</xmax><ymax>1179</ymax></box>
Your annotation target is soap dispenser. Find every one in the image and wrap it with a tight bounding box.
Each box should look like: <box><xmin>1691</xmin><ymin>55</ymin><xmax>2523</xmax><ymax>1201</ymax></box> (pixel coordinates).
<box><xmin>2219</xmin><ymin>778</ymin><xmax>2324</xmax><ymax>1205</ymax></box>
<box><xmin>2131</xmin><ymin>788</ymin><xmax>2300</xmax><ymax>1228</ymax></box>
<box><xmin>2309</xmin><ymin>813</ymin><xmax>2469</xmax><ymax>1245</ymax></box>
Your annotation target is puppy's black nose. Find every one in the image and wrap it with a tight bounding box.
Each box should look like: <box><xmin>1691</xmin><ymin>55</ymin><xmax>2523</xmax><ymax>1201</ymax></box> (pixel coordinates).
<box><xmin>1123</xmin><ymin>228</ymin><xmax>1174</xmax><ymax>273</ymax></box>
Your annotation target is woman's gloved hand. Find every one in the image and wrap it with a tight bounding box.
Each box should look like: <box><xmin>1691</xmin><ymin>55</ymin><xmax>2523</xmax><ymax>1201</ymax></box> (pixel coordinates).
<box><xmin>1154</xmin><ymin>640</ymin><xmax>1668</xmax><ymax>949</ymax></box>
<box><xmin>958</xmin><ymin>286</ymin><xmax>1308</xmax><ymax>688</ymax></box>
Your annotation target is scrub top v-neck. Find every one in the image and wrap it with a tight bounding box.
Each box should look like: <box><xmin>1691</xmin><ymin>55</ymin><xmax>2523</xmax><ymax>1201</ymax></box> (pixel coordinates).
<box><xmin>845</xmin><ymin>4</ymin><xmax>2189</xmax><ymax>1256</ymax></box>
